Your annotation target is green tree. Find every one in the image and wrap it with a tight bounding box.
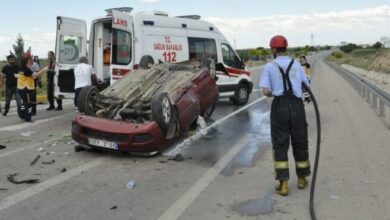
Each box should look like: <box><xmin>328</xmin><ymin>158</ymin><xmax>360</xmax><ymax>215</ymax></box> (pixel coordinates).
<box><xmin>340</xmin><ymin>43</ymin><xmax>359</xmax><ymax>53</ymax></box>
<box><xmin>12</xmin><ymin>34</ymin><xmax>25</xmax><ymax>62</ymax></box>
<box><xmin>372</xmin><ymin>41</ymin><xmax>383</xmax><ymax>49</ymax></box>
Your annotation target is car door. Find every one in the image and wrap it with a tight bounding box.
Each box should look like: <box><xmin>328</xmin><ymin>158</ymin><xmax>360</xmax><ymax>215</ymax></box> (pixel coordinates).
<box><xmin>55</xmin><ymin>16</ymin><xmax>87</xmax><ymax>98</ymax></box>
<box><xmin>110</xmin><ymin>10</ymin><xmax>134</xmax><ymax>82</ymax></box>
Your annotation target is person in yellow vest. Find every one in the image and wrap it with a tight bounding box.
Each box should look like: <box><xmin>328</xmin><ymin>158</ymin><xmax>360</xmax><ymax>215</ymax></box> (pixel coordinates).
<box><xmin>17</xmin><ymin>53</ymin><xmax>48</xmax><ymax>122</ymax></box>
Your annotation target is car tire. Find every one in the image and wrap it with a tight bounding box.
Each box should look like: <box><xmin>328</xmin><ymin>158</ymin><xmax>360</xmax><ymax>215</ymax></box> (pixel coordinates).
<box><xmin>140</xmin><ymin>55</ymin><xmax>155</xmax><ymax>69</ymax></box>
<box><xmin>77</xmin><ymin>86</ymin><xmax>99</xmax><ymax>115</ymax></box>
<box><xmin>151</xmin><ymin>93</ymin><xmax>178</xmax><ymax>139</ymax></box>
<box><xmin>202</xmin><ymin>102</ymin><xmax>216</xmax><ymax>120</ymax></box>
<box><xmin>231</xmin><ymin>84</ymin><xmax>249</xmax><ymax>105</ymax></box>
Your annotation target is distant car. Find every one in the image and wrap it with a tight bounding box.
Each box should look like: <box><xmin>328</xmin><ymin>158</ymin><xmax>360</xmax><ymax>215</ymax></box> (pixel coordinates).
<box><xmin>72</xmin><ymin>59</ymin><xmax>219</xmax><ymax>153</ymax></box>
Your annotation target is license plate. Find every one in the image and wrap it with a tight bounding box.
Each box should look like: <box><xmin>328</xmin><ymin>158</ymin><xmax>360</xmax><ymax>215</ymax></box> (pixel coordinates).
<box><xmin>88</xmin><ymin>138</ymin><xmax>118</xmax><ymax>149</ymax></box>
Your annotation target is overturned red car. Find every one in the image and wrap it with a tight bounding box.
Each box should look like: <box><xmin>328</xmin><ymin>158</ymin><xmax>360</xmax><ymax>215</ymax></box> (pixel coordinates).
<box><xmin>72</xmin><ymin>60</ymin><xmax>219</xmax><ymax>153</ymax></box>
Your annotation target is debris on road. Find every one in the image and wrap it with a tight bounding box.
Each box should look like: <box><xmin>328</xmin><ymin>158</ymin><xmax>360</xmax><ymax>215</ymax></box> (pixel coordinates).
<box><xmin>110</xmin><ymin>206</ymin><xmax>118</xmax><ymax>210</ymax></box>
<box><xmin>126</xmin><ymin>180</ymin><xmax>136</xmax><ymax>189</ymax></box>
<box><xmin>169</xmin><ymin>153</ymin><xmax>185</xmax><ymax>162</ymax></box>
<box><xmin>0</xmin><ymin>145</ymin><xmax>6</xmax><ymax>150</ymax></box>
<box><xmin>7</xmin><ymin>173</ymin><xmax>39</xmax><ymax>184</ymax></box>
<box><xmin>60</xmin><ymin>167</ymin><xmax>67</xmax><ymax>173</ymax></box>
<box><xmin>0</xmin><ymin>188</ymin><xmax>8</xmax><ymax>191</ymax></box>
<box><xmin>330</xmin><ymin>195</ymin><xmax>341</xmax><ymax>200</ymax></box>
<box><xmin>21</xmin><ymin>131</ymin><xmax>38</xmax><ymax>137</ymax></box>
<box><xmin>46</xmin><ymin>152</ymin><xmax>55</xmax><ymax>155</ymax></box>
<box><xmin>30</xmin><ymin>155</ymin><xmax>41</xmax><ymax>166</ymax></box>
<box><xmin>158</xmin><ymin>160</ymin><xmax>168</xmax><ymax>163</ymax></box>
<box><xmin>74</xmin><ymin>145</ymin><xmax>85</xmax><ymax>152</ymax></box>
<box><xmin>42</xmin><ymin>160</ymin><xmax>55</xmax><ymax>165</ymax></box>
<box><xmin>37</xmin><ymin>147</ymin><xmax>45</xmax><ymax>152</ymax></box>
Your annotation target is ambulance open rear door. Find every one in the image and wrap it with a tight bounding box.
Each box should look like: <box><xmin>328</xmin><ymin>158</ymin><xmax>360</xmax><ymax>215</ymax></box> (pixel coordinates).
<box><xmin>55</xmin><ymin>16</ymin><xmax>87</xmax><ymax>98</ymax></box>
<box><xmin>110</xmin><ymin>10</ymin><xmax>134</xmax><ymax>83</ymax></box>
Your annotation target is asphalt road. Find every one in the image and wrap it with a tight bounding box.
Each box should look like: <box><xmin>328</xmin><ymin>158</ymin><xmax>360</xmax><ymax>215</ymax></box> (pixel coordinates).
<box><xmin>1</xmin><ymin>52</ymin><xmax>389</xmax><ymax>220</ymax></box>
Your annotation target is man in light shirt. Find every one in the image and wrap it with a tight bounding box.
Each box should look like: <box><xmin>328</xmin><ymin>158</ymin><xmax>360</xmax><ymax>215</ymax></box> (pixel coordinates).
<box><xmin>259</xmin><ymin>35</ymin><xmax>310</xmax><ymax>196</ymax></box>
<box><xmin>74</xmin><ymin>57</ymin><xmax>97</xmax><ymax>109</ymax></box>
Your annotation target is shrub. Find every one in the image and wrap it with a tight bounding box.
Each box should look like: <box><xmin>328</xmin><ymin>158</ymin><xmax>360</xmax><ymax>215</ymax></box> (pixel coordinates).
<box><xmin>332</xmin><ymin>51</ymin><xmax>343</xmax><ymax>59</ymax></box>
<box><xmin>340</xmin><ymin>43</ymin><xmax>360</xmax><ymax>53</ymax></box>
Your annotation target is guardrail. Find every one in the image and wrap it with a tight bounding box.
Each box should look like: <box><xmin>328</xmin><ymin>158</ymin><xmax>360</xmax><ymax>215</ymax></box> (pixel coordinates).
<box><xmin>326</xmin><ymin>61</ymin><xmax>390</xmax><ymax>128</ymax></box>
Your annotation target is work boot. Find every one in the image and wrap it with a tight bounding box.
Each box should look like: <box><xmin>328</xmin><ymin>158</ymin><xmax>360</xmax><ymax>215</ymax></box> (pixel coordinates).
<box><xmin>46</xmin><ymin>105</ymin><xmax>55</xmax><ymax>111</ymax></box>
<box><xmin>275</xmin><ymin>180</ymin><xmax>288</xmax><ymax>196</ymax></box>
<box><xmin>298</xmin><ymin>177</ymin><xmax>309</xmax><ymax>189</ymax></box>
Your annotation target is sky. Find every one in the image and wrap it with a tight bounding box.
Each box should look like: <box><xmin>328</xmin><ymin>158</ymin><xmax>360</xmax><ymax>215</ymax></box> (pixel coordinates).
<box><xmin>0</xmin><ymin>0</ymin><xmax>389</xmax><ymax>59</ymax></box>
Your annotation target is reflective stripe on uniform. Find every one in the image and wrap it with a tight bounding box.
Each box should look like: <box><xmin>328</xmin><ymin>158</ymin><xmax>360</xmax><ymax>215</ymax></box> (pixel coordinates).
<box><xmin>274</xmin><ymin>161</ymin><xmax>289</xmax><ymax>169</ymax></box>
<box><xmin>296</xmin><ymin>160</ymin><xmax>310</xmax><ymax>169</ymax></box>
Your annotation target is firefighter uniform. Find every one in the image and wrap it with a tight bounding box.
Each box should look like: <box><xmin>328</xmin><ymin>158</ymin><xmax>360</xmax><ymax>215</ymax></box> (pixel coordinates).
<box><xmin>260</xmin><ymin>56</ymin><xmax>311</xmax><ymax>181</ymax></box>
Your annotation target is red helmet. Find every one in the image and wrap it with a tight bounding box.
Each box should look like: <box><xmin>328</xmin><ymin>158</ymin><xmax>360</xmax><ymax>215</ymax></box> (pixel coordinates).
<box><xmin>23</xmin><ymin>52</ymin><xmax>31</xmax><ymax>59</ymax></box>
<box><xmin>269</xmin><ymin>35</ymin><xmax>288</xmax><ymax>48</ymax></box>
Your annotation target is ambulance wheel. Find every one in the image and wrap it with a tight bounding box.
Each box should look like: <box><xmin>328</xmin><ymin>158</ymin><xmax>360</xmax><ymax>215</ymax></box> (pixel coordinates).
<box><xmin>231</xmin><ymin>84</ymin><xmax>249</xmax><ymax>105</ymax></box>
<box><xmin>151</xmin><ymin>93</ymin><xmax>178</xmax><ymax>139</ymax></box>
<box><xmin>140</xmin><ymin>55</ymin><xmax>155</xmax><ymax>69</ymax></box>
<box><xmin>77</xmin><ymin>86</ymin><xmax>99</xmax><ymax>115</ymax></box>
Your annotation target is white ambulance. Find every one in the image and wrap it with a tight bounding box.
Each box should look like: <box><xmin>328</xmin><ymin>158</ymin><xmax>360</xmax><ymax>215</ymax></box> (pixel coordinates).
<box><xmin>55</xmin><ymin>7</ymin><xmax>252</xmax><ymax>105</ymax></box>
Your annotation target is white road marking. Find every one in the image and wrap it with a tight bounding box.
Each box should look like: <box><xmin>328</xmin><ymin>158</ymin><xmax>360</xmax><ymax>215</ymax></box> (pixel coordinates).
<box><xmin>158</xmin><ymin>135</ymin><xmax>249</xmax><ymax>220</ymax></box>
<box><xmin>4</xmin><ymin>101</ymin><xmax>73</xmax><ymax>116</ymax></box>
<box><xmin>0</xmin><ymin>138</ymin><xmax>62</xmax><ymax>159</ymax></box>
<box><xmin>0</xmin><ymin>113</ymin><xmax>73</xmax><ymax>133</ymax></box>
<box><xmin>0</xmin><ymin>158</ymin><xmax>104</xmax><ymax>212</ymax></box>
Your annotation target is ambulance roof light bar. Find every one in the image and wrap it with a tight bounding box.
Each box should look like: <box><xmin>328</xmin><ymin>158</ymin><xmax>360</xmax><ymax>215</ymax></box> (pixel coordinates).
<box><xmin>138</xmin><ymin>10</ymin><xmax>168</xmax><ymax>16</ymax></box>
<box><xmin>176</xmin><ymin>15</ymin><xmax>201</xmax><ymax>20</ymax></box>
<box><xmin>105</xmin><ymin>7</ymin><xmax>133</xmax><ymax>15</ymax></box>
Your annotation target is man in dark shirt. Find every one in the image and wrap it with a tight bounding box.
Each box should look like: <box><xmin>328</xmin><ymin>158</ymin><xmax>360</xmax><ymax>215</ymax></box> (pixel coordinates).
<box><xmin>1</xmin><ymin>55</ymin><xmax>21</xmax><ymax>116</ymax></box>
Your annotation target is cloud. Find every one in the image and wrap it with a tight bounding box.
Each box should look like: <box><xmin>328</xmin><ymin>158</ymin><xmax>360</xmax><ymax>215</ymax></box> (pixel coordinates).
<box><xmin>138</xmin><ymin>0</ymin><xmax>160</xmax><ymax>2</ymax></box>
<box><xmin>205</xmin><ymin>5</ymin><xmax>390</xmax><ymax>48</ymax></box>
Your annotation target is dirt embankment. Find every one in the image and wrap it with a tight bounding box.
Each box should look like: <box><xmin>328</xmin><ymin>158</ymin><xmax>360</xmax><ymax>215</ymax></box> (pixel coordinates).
<box><xmin>328</xmin><ymin>49</ymin><xmax>390</xmax><ymax>94</ymax></box>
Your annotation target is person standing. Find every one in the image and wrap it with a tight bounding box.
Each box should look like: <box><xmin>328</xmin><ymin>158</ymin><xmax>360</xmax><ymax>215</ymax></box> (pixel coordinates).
<box><xmin>1</xmin><ymin>54</ymin><xmax>21</xmax><ymax>116</ymax></box>
<box><xmin>300</xmin><ymin>55</ymin><xmax>312</xmax><ymax>103</ymax></box>
<box><xmin>17</xmin><ymin>53</ymin><xmax>47</xmax><ymax>122</ymax></box>
<box><xmin>30</xmin><ymin>55</ymin><xmax>41</xmax><ymax>115</ymax></box>
<box><xmin>46</xmin><ymin>51</ymin><xmax>62</xmax><ymax>111</ymax></box>
<box><xmin>259</xmin><ymin>35</ymin><xmax>311</xmax><ymax>196</ymax></box>
<box><xmin>74</xmin><ymin>57</ymin><xmax>96</xmax><ymax>108</ymax></box>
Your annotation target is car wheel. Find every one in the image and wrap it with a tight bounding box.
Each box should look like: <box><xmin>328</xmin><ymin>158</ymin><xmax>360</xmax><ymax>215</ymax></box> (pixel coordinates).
<box><xmin>151</xmin><ymin>93</ymin><xmax>178</xmax><ymax>139</ymax></box>
<box><xmin>77</xmin><ymin>86</ymin><xmax>99</xmax><ymax>115</ymax></box>
<box><xmin>140</xmin><ymin>55</ymin><xmax>155</xmax><ymax>69</ymax></box>
<box><xmin>232</xmin><ymin>84</ymin><xmax>249</xmax><ymax>105</ymax></box>
<box><xmin>202</xmin><ymin>102</ymin><xmax>216</xmax><ymax>120</ymax></box>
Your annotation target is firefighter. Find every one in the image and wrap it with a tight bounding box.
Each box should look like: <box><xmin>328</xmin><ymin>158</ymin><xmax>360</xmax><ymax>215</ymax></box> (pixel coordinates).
<box><xmin>259</xmin><ymin>35</ymin><xmax>311</xmax><ymax>196</ymax></box>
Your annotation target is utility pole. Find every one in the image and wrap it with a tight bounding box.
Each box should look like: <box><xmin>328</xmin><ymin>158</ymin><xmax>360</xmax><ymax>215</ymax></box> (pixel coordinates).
<box><xmin>310</xmin><ymin>33</ymin><xmax>315</xmax><ymax>47</ymax></box>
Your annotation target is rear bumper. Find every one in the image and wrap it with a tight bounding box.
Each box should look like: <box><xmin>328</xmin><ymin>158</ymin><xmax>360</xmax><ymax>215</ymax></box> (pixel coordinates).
<box><xmin>72</xmin><ymin>113</ymin><xmax>168</xmax><ymax>152</ymax></box>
